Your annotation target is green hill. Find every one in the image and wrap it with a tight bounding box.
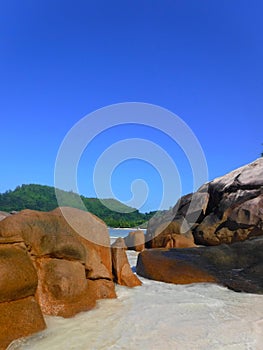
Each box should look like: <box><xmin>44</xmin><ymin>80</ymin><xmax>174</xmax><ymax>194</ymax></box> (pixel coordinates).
<box><xmin>0</xmin><ymin>184</ymin><xmax>155</xmax><ymax>228</ymax></box>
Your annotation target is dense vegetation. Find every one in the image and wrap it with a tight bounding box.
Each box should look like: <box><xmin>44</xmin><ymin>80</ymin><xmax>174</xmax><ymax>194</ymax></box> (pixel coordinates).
<box><xmin>0</xmin><ymin>184</ymin><xmax>156</xmax><ymax>228</ymax></box>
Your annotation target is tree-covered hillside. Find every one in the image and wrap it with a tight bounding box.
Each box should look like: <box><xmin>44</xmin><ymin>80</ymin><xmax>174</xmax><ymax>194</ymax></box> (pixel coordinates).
<box><xmin>0</xmin><ymin>184</ymin><xmax>155</xmax><ymax>227</ymax></box>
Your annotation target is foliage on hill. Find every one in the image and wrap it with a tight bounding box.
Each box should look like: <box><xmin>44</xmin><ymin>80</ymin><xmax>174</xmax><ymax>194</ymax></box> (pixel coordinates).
<box><xmin>0</xmin><ymin>184</ymin><xmax>156</xmax><ymax>228</ymax></box>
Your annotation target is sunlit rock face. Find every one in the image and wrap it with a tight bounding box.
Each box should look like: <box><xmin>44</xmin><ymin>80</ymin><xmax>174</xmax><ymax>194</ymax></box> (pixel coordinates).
<box><xmin>146</xmin><ymin>158</ymin><xmax>263</xmax><ymax>247</ymax></box>
<box><xmin>124</xmin><ymin>230</ymin><xmax>145</xmax><ymax>251</ymax></box>
<box><xmin>0</xmin><ymin>207</ymin><xmax>116</xmax><ymax>318</ymax></box>
<box><xmin>111</xmin><ymin>237</ymin><xmax>142</xmax><ymax>287</ymax></box>
<box><xmin>137</xmin><ymin>236</ymin><xmax>263</xmax><ymax>294</ymax></box>
<box><xmin>0</xmin><ymin>207</ymin><xmax>118</xmax><ymax>348</ymax></box>
<box><xmin>0</xmin><ymin>237</ymin><xmax>46</xmax><ymax>350</ymax></box>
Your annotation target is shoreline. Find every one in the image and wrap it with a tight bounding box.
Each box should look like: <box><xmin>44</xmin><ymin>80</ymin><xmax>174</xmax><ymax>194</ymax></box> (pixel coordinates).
<box><xmin>108</xmin><ymin>227</ymin><xmax>146</xmax><ymax>230</ymax></box>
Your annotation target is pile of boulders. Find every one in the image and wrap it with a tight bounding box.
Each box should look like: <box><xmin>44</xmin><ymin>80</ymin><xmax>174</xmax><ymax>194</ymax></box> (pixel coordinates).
<box><xmin>137</xmin><ymin>236</ymin><xmax>263</xmax><ymax>293</ymax></box>
<box><xmin>146</xmin><ymin>158</ymin><xmax>263</xmax><ymax>247</ymax></box>
<box><xmin>136</xmin><ymin>158</ymin><xmax>263</xmax><ymax>294</ymax></box>
<box><xmin>0</xmin><ymin>207</ymin><xmax>140</xmax><ymax>349</ymax></box>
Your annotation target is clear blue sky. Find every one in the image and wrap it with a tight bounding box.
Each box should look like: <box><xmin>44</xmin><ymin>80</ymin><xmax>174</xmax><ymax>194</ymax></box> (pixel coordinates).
<box><xmin>1</xmin><ymin>0</ymin><xmax>263</xmax><ymax>212</ymax></box>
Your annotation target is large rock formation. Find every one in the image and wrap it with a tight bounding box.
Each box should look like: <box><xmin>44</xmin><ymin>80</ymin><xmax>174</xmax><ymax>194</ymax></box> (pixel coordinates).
<box><xmin>0</xmin><ymin>208</ymin><xmax>114</xmax><ymax>348</ymax></box>
<box><xmin>0</xmin><ymin>207</ymin><xmax>116</xmax><ymax>319</ymax></box>
<box><xmin>0</xmin><ymin>206</ymin><xmax>141</xmax><ymax>348</ymax></box>
<box><xmin>146</xmin><ymin>158</ymin><xmax>263</xmax><ymax>247</ymax></box>
<box><xmin>137</xmin><ymin>236</ymin><xmax>263</xmax><ymax>294</ymax></box>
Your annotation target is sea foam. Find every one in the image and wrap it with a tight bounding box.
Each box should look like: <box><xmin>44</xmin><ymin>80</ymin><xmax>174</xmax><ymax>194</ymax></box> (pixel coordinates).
<box><xmin>8</xmin><ymin>248</ymin><xmax>263</xmax><ymax>350</ymax></box>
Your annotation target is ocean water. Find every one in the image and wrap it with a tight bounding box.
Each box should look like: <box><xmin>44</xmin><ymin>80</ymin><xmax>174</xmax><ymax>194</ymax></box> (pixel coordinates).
<box><xmin>8</xmin><ymin>231</ymin><xmax>263</xmax><ymax>350</ymax></box>
<box><xmin>109</xmin><ymin>228</ymin><xmax>146</xmax><ymax>241</ymax></box>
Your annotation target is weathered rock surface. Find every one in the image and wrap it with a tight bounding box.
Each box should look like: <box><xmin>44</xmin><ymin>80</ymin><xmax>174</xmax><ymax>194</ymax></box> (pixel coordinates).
<box><xmin>0</xmin><ymin>238</ymin><xmax>46</xmax><ymax>349</ymax></box>
<box><xmin>35</xmin><ymin>258</ymin><xmax>96</xmax><ymax>317</ymax></box>
<box><xmin>124</xmin><ymin>230</ymin><xmax>145</xmax><ymax>251</ymax></box>
<box><xmin>111</xmin><ymin>238</ymin><xmax>142</xmax><ymax>287</ymax></box>
<box><xmin>0</xmin><ymin>296</ymin><xmax>46</xmax><ymax>350</ymax></box>
<box><xmin>0</xmin><ymin>243</ymin><xmax>38</xmax><ymax>303</ymax></box>
<box><xmin>86</xmin><ymin>279</ymin><xmax>116</xmax><ymax>300</ymax></box>
<box><xmin>0</xmin><ymin>207</ymin><xmax>112</xmax><ymax>260</ymax></box>
<box><xmin>137</xmin><ymin>236</ymin><xmax>263</xmax><ymax>294</ymax></box>
<box><xmin>0</xmin><ymin>206</ymin><xmax>120</xmax><ymax>347</ymax></box>
<box><xmin>146</xmin><ymin>219</ymin><xmax>196</xmax><ymax>249</ymax></box>
<box><xmin>53</xmin><ymin>207</ymin><xmax>112</xmax><ymax>280</ymax></box>
<box><xmin>0</xmin><ymin>207</ymin><xmax>116</xmax><ymax>318</ymax></box>
<box><xmin>146</xmin><ymin>158</ymin><xmax>263</xmax><ymax>247</ymax></box>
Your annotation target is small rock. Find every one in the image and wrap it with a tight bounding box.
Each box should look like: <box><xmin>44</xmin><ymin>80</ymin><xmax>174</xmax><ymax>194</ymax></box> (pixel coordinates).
<box><xmin>111</xmin><ymin>238</ymin><xmax>141</xmax><ymax>287</ymax></box>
